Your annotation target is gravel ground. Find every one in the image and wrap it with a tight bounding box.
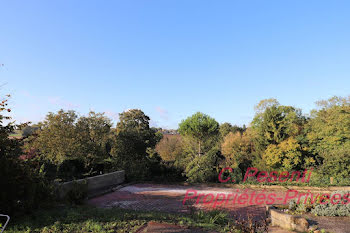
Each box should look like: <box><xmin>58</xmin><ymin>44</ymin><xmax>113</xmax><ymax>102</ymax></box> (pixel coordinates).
<box><xmin>303</xmin><ymin>214</ymin><xmax>350</xmax><ymax>233</ymax></box>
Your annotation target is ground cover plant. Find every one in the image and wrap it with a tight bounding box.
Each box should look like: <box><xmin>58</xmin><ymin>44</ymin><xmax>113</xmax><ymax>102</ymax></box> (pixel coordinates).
<box><xmin>6</xmin><ymin>206</ymin><xmax>247</xmax><ymax>233</ymax></box>
<box><xmin>288</xmin><ymin>190</ymin><xmax>350</xmax><ymax>217</ymax></box>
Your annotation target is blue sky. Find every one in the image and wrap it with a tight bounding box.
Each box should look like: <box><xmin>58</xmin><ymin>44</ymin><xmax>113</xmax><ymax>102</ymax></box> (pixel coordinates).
<box><xmin>1</xmin><ymin>1</ymin><xmax>350</xmax><ymax>128</ymax></box>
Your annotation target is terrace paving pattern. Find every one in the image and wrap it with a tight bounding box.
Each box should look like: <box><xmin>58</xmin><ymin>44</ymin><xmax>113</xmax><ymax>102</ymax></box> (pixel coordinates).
<box><xmin>88</xmin><ymin>183</ymin><xmax>288</xmax><ymax>219</ymax></box>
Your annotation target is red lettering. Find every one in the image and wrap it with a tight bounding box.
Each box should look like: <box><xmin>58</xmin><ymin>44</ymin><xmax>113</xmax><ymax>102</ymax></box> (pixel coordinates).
<box><xmin>183</xmin><ymin>190</ymin><xmax>197</xmax><ymax>205</ymax></box>
<box><xmin>218</xmin><ymin>167</ymin><xmax>233</xmax><ymax>183</ymax></box>
<box><xmin>257</xmin><ymin>171</ymin><xmax>268</xmax><ymax>183</ymax></box>
<box><xmin>243</xmin><ymin>167</ymin><xmax>258</xmax><ymax>182</ymax></box>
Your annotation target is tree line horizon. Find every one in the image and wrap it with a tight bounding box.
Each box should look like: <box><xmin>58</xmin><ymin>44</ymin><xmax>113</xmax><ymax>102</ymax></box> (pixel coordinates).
<box><xmin>1</xmin><ymin>94</ymin><xmax>349</xmax><ymax>215</ymax></box>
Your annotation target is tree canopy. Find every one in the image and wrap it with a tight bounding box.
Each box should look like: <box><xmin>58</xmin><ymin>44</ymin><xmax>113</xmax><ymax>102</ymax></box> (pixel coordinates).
<box><xmin>178</xmin><ymin>112</ymin><xmax>219</xmax><ymax>156</ymax></box>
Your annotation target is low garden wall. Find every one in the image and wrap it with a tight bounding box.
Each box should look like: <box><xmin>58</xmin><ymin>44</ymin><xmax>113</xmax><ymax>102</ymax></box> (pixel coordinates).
<box><xmin>56</xmin><ymin>170</ymin><xmax>125</xmax><ymax>199</ymax></box>
<box><xmin>267</xmin><ymin>205</ymin><xmax>309</xmax><ymax>232</ymax></box>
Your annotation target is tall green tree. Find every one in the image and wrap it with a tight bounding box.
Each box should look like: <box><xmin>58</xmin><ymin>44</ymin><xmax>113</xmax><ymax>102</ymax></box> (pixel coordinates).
<box><xmin>26</xmin><ymin>110</ymin><xmax>113</xmax><ymax>175</ymax></box>
<box><xmin>76</xmin><ymin>112</ymin><xmax>113</xmax><ymax>172</ymax></box>
<box><xmin>251</xmin><ymin>99</ymin><xmax>308</xmax><ymax>170</ymax></box>
<box><xmin>185</xmin><ymin>147</ymin><xmax>224</xmax><ymax>183</ymax></box>
<box><xmin>252</xmin><ymin>100</ymin><xmax>306</xmax><ymax>150</ymax></box>
<box><xmin>28</xmin><ymin>110</ymin><xmax>81</xmax><ymax>164</ymax></box>
<box><xmin>112</xmin><ymin>109</ymin><xmax>162</xmax><ymax>179</ymax></box>
<box><xmin>307</xmin><ymin>96</ymin><xmax>350</xmax><ymax>155</ymax></box>
<box><xmin>178</xmin><ymin>112</ymin><xmax>219</xmax><ymax>156</ymax></box>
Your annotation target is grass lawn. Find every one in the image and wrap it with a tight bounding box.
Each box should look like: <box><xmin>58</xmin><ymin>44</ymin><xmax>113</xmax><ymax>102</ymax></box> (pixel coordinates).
<box><xmin>6</xmin><ymin>205</ymin><xmax>239</xmax><ymax>233</ymax></box>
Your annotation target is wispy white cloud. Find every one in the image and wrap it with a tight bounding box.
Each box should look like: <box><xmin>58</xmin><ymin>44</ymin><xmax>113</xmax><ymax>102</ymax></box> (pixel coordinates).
<box><xmin>155</xmin><ymin>106</ymin><xmax>169</xmax><ymax>120</ymax></box>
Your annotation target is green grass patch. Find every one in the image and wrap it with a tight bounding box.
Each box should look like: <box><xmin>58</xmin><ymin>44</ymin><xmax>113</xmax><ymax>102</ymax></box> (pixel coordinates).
<box><xmin>6</xmin><ymin>206</ymin><xmax>239</xmax><ymax>233</ymax></box>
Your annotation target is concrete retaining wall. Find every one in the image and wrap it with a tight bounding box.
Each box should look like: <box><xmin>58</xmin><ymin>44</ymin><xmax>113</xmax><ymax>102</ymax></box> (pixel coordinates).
<box><xmin>56</xmin><ymin>170</ymin><xmax>125</xmax><ymax>199</ymax></box>
<box><xmin>267</xmin><ymin>206</ymin><xmax>309</xmax><ymax>232</ymax></box>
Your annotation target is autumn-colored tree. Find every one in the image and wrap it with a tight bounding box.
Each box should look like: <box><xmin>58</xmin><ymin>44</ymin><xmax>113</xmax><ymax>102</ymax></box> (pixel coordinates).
<box><xmin>263</xmin><ymin>137</ymin><xmax>314</xmax><ymax>170</ymax></box>
<box><xmin>155</xmin><ymin>134</ymin><xmax>183</xmax><ymax>161</ymax></box>
<box><xmin>221</xmin><ymin>131</ymin><xmax>253</xmax><ymax>177</ymax></box>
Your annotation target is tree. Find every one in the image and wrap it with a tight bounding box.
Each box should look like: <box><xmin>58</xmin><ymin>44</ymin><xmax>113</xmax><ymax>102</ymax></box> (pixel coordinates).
<box><xmin>307</xmin><ymin>96</ymin><xmax>350</xmax><ymax>155</ymax></box>
<box><xmin>75</xmin><ymin>111</ymin><xmax>113</xmax><ymax>173</ymax></box>
<box><xmin>0</xmin><ymin>94</ymin><xmax>21</xmax><ymax>157</ymax></box>
<box><xmin>26</xmin><ymin>110</ymin><xmax>113</xmax><ymax>176</ymax></box>
<box><xmin>155</xmin><ymin>134</ymin><xmax>183</xmax><ymax>161</ymax></box>
<box><xmin>28</xmin><ymin>110</ymin><xmax>81</xmax><ymax>164</ymax></box>
<box><xmin>22</xmin><ymin>125</ymin><xmax>39</xmax><ymax>138</ymax></box>
<box><xmin>221</xmin><ymin>131</ymin><xmax>253</xmax><ymax>178</ymax></box>
<box><xmin>219</xmin><ymin>122</ymin><xmax>245</xmax><ymax>139</ymax></box>
<box><xmin>178</xmin><ymin>112</ymin><xmax>219</xmax><ymax>156</ymax></box>
<box><xmin>184</xmin><ymin>147</ymin><xmax>224</xmax><ymax>183</ymax></box>
<box><xmin>112</xmin><ymin>109</ymin><xmax>162</xmax><ymax>179</ymax></box>
<box><xmin>0</xmin><ymin>94</ymin><xmax>51</xmax><ymax>215</ymax></box>
<box><xmin>320</xmin><ymin>146</ymin><xmax>350</xmax><ymax>182</ymax></box>
<box><xmin>262</xmin><ymin>137</ymin><xmax>314</xmax><ymax>170</ymax></box>
<box><xmin>251</xmin><ymin>102</ymin><xmax>306</xmax><ymax>150</ymax></box>
<box><xmin>115</xmin><ymin>109</ymin><xmax>161</xmax><ymax>154</ymax></box>
<box><xmin>254</xmin><ymin>98</ymin><xmax>280</xmax><ymax>114</ymax></box>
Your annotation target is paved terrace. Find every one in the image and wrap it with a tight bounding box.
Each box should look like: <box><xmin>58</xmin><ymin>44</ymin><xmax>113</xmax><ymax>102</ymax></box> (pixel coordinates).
<box><xmin>88</xmin><ymin>183</ymin><xmax>291</xmax><ymax>220</ymax></box>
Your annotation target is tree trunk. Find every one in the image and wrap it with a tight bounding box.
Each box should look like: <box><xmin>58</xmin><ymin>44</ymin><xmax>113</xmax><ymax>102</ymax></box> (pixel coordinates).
<box><xmin>198</xmin><ymin>140</ymin><xmax>201</xmax><ymax>156</ymax></box>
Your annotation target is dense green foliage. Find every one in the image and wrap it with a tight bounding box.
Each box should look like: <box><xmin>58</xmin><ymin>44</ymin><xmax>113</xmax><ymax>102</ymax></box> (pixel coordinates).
<box><xmin>178</xmin><ymin>112</ymin><xmax>222</xmax><ymax>182</ymax></box>
<box><xmin>24</xmin><ymin>110</ymin><xmax>113</xmax><ymax>180</ymax></box>
<box><xmin>179</xmin><ymin>112</ymin><xmax>219</xmax><ymax>156</ymax></box>
<box><xmin>174</xmin><ymin>96</ymin><xmax>349</xmax><ymax>184</ymax></box>
<box><xmin>307</xmin><ymin>96</ymin><xmax>350</xmax><ymax>154</ymax></box>
<box><xmin>184</xmin><ymin>147</ymin><xmax>224</xmax><ymax>183</ymax></box>
<box><xmin>19</xmin><ymin>95</ymin><xmax>348</xmax><ymax>185</ymax></box>
<box><xmin>22</xmin><ymin>109</ymin><xmax>165</xmax><ymax>181</ymax></box>
<box><xmin>111</xmin><ymin>109</ymin><xmax>163</xmax><ymax>180</ymax></box>
<box><xmin>0</xmin><ymin>95</ymin><xmax>52</xmax><ymax>216</ymax></box>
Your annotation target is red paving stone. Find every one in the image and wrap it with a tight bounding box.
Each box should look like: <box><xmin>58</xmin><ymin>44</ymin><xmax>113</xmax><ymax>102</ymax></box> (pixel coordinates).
<box><xmin>135</xmin><ymin>221</ymin><xmax>212</xmax><ymax>233</ymax></box>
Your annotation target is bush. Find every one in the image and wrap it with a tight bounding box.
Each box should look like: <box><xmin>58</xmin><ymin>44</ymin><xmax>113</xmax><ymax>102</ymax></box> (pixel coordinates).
<box><xmin>185</xmin><ymin>148</ymin><xmax>223</xmax><ymax>183</ymax></box>
<box><xmin>65</xmin><ymin>181</ymin><xmax>88</xmax><ymax>205</ymax></box>
<box><xmin>308</xmin><ymin>169</ymin><xmax>350</xmax><ymax>187</ymax></box>
<box><xmin>57</xmin><ymin>159</ymin><xmax>86</xmax><ymax>181</ymax></box>
<box><xmin>288</xmin><ymin>190</ymin><xmax>350</xmax><ymax>217</ymax></box>
<box><xmin>0</xmin><ymin>156</ymin><xmax>53</xmax><ymax>216</ymax></box>
<box><xmin>219</xmin><ymin>166</ymin><xmax>242</xmax><ymax>184</ymax></box>
<box><xmin>311</xmin><ymin>191</ymin><xmax>350</xmax><ymax>217</ymax></box>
